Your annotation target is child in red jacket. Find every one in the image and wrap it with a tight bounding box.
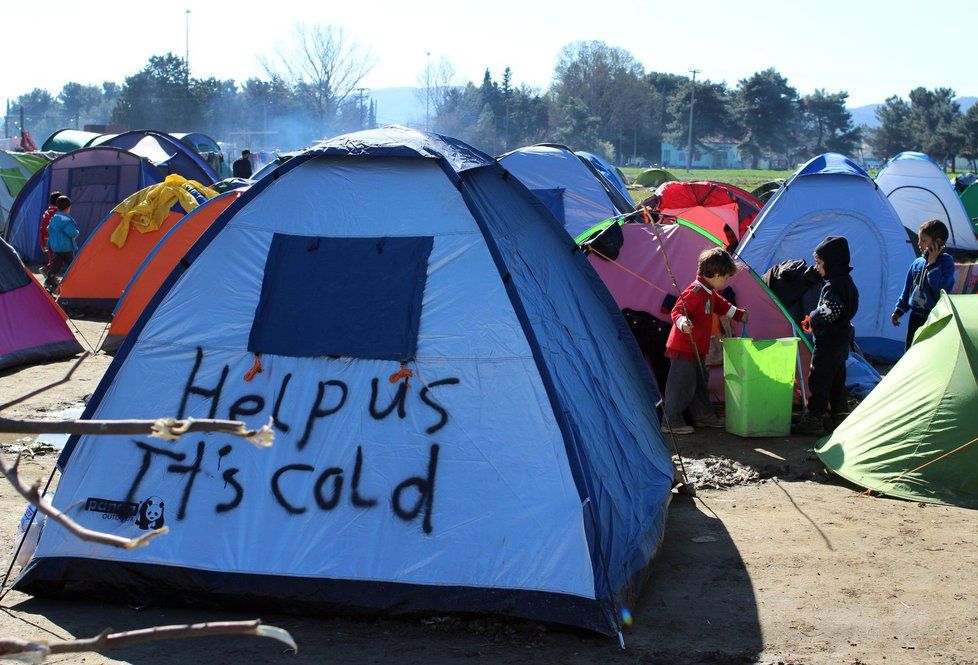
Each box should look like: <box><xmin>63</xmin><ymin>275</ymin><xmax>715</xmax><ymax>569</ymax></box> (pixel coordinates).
<box><xmin>663</xmin><ymin>248</ymin><xmax>748</xmax><ymax>434</ymax></box>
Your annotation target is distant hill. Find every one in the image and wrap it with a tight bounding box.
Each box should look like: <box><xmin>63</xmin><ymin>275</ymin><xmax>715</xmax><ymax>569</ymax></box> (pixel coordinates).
<box><xmin>848</xmin><ymin>97</ymin><xmax>977</xmax><ymax>128</ymax></box>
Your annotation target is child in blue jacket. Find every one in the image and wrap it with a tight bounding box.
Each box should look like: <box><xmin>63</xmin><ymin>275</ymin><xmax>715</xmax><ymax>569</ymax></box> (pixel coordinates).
<box><xmin>46</xmin><ymin>196</ymin><xmax>79</xmax><ymax>277</ymax></box>
<box><xmin>891</xmin><ymin>220</ymin><xmax>956</xmax><ymax>349</ymax></box>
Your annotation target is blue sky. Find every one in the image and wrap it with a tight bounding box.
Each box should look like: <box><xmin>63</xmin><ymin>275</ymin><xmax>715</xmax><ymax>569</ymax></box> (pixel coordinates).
<box><xmin>2</xmin><ymin>0</ymin><xmax>970</xmax><ymax>108</ymax></box>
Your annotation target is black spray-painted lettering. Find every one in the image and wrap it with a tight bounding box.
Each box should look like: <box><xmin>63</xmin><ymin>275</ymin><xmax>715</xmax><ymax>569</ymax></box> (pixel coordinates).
<box><xmin>217</xmin><ymin>468</ymin><xmax>244</xmax><ymax>513</ymax></box>
<box><xmin>369</xmin><ymin>378</ymin><xmax>408</xmax><ymax>420</ymax></box>
<box><xmin>272</xmin><ymin>373</ymin><xmax>293</xmax><ymax>433</ymax></box>
<box><xmin>229</xmin><ymin>395</ymin><xmax>265</xmax><ymax>422</ymax></box>
<box><xmin>419</xmin><ymin>379</ymin><xmax>461</xmax><ymax>434</ymax></box>
<box><xmin>298</xmin><ymin>380</ymin><xmax>348</xmax><ymax>450</ymax></box>
<box><xmin>166</xmin><ymin>441</ymin><xmax>205</xmax><ymax>520</ymax></box>
<box><xmin>178</xmin><ymin>347</ymin><xmax>229</xmax><ymax>419</ymax></box>
<box><xmin>271</xmin><ymin>464</ymin><xmax>314</xmax><ymax>514</ymax></box>
<box><xmin>314</xmin><ymin>467</ymin><xmax>343</xmax><ymax>510</ymax></box>
<box><xmin>351</xmin><ymin>445</ymin><xmax>378</xmax><ymax>508</ymax></box>
<box><xmin>125</xmin><ymin>440</ymin><xmax>186</xmax><ymax>504</ymax></box>
<box><xmin>392</xmin><ymin>443</ymin><xmax>440</xmax><ymax>534</ymax></box>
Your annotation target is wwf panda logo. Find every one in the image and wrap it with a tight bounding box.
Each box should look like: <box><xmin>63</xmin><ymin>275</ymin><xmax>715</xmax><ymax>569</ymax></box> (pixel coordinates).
<box><xmin>136</xmin><ymin>496</ymin><xmax>165</xmax><ymax>530</ymax></box>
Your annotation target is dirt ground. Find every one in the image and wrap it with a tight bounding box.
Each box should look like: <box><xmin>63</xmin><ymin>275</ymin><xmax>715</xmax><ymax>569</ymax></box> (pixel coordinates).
<box><xmin>0</xmin><ymin>320</ymin><xmax>975</xmax><ymax>664</ymax></box>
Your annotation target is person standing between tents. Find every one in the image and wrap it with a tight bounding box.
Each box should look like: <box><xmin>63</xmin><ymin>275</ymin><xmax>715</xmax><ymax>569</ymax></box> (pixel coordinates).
<box><xmin>891</xmin><ymin>220</ymin><xmax>955</xmax><ymax>350</ymax></box>
<box><xmin>46</xmin><ymin>196</ymin><xmax>79</xmax><ymax>280</ymax></box>
<box><xmin>662</xmin><ymin>248</ymin><xmax>748</xmax><ymax>434</ymax></box>
<box><xmin>39</xmin><ymin>191</ymin><xmax>62</xmax><ymax>287</ymax></box>
<box><xmin>795</xmin><ymin>236</ymin><xmax>859</xmax><ymax>435</ymax></box>
<box><xmin>232</xmin><ymin>150</ymin><xmax>253</xmax><ymax>179</ymax></box>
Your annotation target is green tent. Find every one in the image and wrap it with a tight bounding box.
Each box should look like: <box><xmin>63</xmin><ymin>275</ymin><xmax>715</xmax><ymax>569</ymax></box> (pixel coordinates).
<box><xmin>817</xmin><ymin>293</ymin><xmax>978</xmax><ymax>508</ymax></box>
<box><xmin>750</xmin><ymin>179</ymin><xmax>785</xmax><ymax>204</ymax></box>
<box><xmin>961</xmin><ymin>182</ymin><xmax>978</xmax><ymax>234</ymax></box>
<box><xmin>634</xmin><ymin>167</ymin><xmax>676</xmax><ymax>188</ymax></box>
<box><xmin>0</xmin><ymin>151</ymin><xmax>50</xmax><ymax>236</ymax></box>
<box><xmin>40</xmin><ymin>129</ymin><xmax>103</xmax><ymax>153</ymax></box>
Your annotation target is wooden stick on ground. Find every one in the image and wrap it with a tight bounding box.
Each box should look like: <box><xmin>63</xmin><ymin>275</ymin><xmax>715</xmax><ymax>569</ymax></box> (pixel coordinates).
<box><xmin>0</xmin><ymin>619</ymin><xmax>297</xmax><ymax>659</ymax></box>
<box><xmin>0</xmin><ymin>416</ymin><xmax>275</xmax><ymax>447</ymax></box>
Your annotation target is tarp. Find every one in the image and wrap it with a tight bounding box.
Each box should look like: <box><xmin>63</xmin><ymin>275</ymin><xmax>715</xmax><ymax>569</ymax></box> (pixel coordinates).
<box><xmin>737</xmin><ymin>153</ymin><xmax>916</xmax><ymax>362</ymax></box>
<box><xmin>0</xmin><ymin>237</ymin><xmax>81</xmax><ymax>370</ymax></box>
<box><xmin>5</xmin><ymin>148</ymin><xmax>164</xmax><ymax>263</ymax></box>
<box><xmin>101</xmin><ymin>192</ymin><xmax>241</xmax><ymax>352</ymax></box>
<box><xmin>876</xmin><ymin>152</ymin><xmax>978</xmax><ymax>250</ymax></box>
<box><xmin>817</xmin><ymin>293</ymin><xmax>978</xmax><ymax>508</ymax></box>
<box><xmin>499</xmin><ymin>144</ymin><xmax>633</xmax><ymax>237</ymax></box>
<box><xmin>580</xmin><ymin>219</ymin><xmax>811</xmax><ymax>400</ymax></box>
<box><xmin>17</xmin><ymin>125</ymin><xmax>673</xmax><ymax>637</ymax></box>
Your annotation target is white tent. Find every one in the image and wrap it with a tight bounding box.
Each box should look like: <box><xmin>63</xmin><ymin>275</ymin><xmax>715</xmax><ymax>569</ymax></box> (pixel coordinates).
<box><xmin>876</xmin><ymin>152</ymin><xmax>978</xmax><ymax>250</ymax></box>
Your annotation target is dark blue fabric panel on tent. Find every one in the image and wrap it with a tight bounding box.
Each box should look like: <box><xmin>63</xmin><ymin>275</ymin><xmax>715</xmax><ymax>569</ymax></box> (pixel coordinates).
<box><xmin>460</xmin><ymin>169</ymin><xmax>674</xmax><ymax>611</ymax></box>
<box><xmin>529</xmin><ymin>188</ymin><xmax>566</xmax><ymax>226</ymax></box>
<box><xmin>248</xmin><ymin>234</ymin><xmax>433</xmax><ymax>360</ymax></box>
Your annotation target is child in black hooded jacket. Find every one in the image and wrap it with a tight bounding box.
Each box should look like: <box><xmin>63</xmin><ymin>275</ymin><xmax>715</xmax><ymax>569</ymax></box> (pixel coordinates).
<box><xmin>795</xmin><ymin>236</ymin><xmax>859</xmax><ymax>435</ymax></box>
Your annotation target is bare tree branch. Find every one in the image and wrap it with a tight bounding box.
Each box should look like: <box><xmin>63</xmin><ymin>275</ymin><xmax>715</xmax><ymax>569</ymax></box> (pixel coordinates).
<box><xmin>0</xmin><ymin>353</ymin><xmax>90</xmax><ymax>412</ymax></box>
<box><xmin>0</xmin><ymin>619</ymin><xmax>297</xmax><ymax>659</ymax></box>
<box><xmin>0</xmin><ymin>417</ymin><xmax>275</xmax><ymax>447</ymax></box>
<box><xmin>0</xmin><ymin>453</ymin><xmax>166</xmax><ymax>550</ymax></box>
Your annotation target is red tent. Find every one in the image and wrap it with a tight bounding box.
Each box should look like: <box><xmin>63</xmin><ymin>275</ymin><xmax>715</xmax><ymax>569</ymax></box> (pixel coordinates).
<box><xmin>653</xmin><ymin>181</ymin><xmax>762</xmax><ymax>243</ymax></box>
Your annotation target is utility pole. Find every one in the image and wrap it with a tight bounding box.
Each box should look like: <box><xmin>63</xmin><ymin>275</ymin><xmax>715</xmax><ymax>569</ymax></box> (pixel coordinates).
<box><xmin>185</xmin><ymin>9</ymin><xmax>191</xmax><ymax>87</ymax></box>
<box><xmin>19</xmin><ymin>106</ymin><xmax>25</xmax><ymax>135</ymax></box>
<box><xmin>425</xmin><ymin>52</ymin><xmax>431</xmax><ymax>132</ymax></box>
<box><xmin>355</xmin><ymin>87</ymin><xmax>368</xmax><ymax>129</ymax></box>
<box><xmin>686</xmin><ymin>68</ymin><xmax>700</xmax><ymax>173</ymax></box>
<box><xmin>4</xmin><ymin>100</ymin><xmax>8</xmax><ymax>138</ymax></box>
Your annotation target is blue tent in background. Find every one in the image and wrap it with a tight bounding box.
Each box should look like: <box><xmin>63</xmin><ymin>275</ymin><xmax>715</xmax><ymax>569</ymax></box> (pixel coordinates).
<box><xmin>576</xmin><ymin>151</ymin><xmax>630</xmax><ymax>201</ymax></box>
<box><xmin>92</xmin><ymin>131</ymin><xmax>218</xmax><ymax>184</ymax></box>
<box><xmin>5</xmin><ymin>147</ymin><xmax>163</xmax><ymax>263</ymax></box>
<box><xmin>499</xmin><ymin>144</ymin><xmax>634</xmax><ymax>237</ymax></box>
<box><xmin>738</xmin><ymin>153</ymin><xmax>916</xmax><ymax>362</ymax></box>
<box><xmin>16</xmin><ymin>126</ymin><xmax>673</xmax><ymax>638</ymax></box>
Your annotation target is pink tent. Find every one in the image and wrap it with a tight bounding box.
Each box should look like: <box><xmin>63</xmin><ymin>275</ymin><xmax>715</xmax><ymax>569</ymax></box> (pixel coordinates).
<box><xmin>0</xmin><ymin>239</ymin><xmax>81</xmax><ymax>371</ymax></box>
<box><xmin>584</xmin><ymin>220</ymin><xmax>810</xmax><ymax>400</ymax></box>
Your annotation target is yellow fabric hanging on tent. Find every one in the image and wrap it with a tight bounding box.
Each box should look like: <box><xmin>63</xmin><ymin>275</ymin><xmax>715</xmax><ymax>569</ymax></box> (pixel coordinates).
<box><xmin>110</xmin><ymin>175</ymin><xmax>218</xmax><ymax>248</ymax></box>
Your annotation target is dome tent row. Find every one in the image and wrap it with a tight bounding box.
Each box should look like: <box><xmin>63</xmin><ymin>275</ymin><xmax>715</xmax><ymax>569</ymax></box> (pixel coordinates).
<box><xmin>875</xmin><ymin>151</ymin><xmax>978</xmax><ymax>250</ymax></box>
<box><xmin>15</xmin><ymin>126</ymin><xmax>674</xmax><ymax>638</ymax></box>
<box><xmin>737</xmin><ymin>153</ymin><xmax>915</xmax><ymax>363</ymax></box>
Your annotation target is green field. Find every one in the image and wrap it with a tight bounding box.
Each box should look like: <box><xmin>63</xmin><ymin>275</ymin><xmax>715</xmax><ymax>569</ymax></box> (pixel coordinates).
<box><xmin>620</xmin><ymin>167</ymin><xmax>794</xmax><ymax>206</ymax></box>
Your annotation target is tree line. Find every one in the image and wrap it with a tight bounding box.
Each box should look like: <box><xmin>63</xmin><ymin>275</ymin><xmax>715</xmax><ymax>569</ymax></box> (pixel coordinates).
<box><xmin>4</xmin><ymin>29</ymin><xmax>975</xmax><ymax>168</ymax></box>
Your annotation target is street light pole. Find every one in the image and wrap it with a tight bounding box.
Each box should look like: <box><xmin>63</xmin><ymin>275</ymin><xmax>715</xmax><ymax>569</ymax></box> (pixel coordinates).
<box><xmin>185</xmin><ymin>9</ymin><xmax>191</xmax><ymax>86</ymax></box>
<box><xmin>425</xmin><ymin>52</ymin><xmax>431</xmax><ymax>132</ymax></box>
<box><xmin>686</xmin><ymin>68</ymin><xmax>700</xmax><ymax>174</ymax></box>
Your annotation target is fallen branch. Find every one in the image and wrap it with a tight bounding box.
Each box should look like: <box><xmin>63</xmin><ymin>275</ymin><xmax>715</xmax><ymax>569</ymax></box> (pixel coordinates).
<box><xmin>0</xmin><ymin>353</ymin><xmax>89</xmax><ymax>412</ymax></box>
<box><xmin>0</xmin><ymin>417</ymin><xmax>275</xmax><ymax>448</ymax></box>
<box><xmin>0</xmin><ymin>619</ymin><xmax>297</xmax><ymax>659</ymax></box>
<box><xmin>0</xmin><ymin>454</ymin><xmax>166</xmax><ymax>551</ymax></box>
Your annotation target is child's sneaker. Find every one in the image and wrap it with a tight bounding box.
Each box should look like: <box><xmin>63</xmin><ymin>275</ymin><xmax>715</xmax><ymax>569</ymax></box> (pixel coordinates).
<box><xmin>693</xmin><ymin>414</ymin><xmax>725</xmax><ymax>428</ymax></box>
<box><xmin>661</xmin><ymin>422</ymin><xmax>695</xmax><ymax>435</ymax></box>
<box><xmin>792</xmin><ymin>413</ymin><xmax>825</xmax><ymax>435</ymax></box>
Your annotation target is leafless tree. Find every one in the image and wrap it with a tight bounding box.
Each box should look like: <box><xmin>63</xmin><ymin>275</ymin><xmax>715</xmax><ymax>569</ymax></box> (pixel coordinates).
<box><xmin>261</xmin><ymin>23</ymin><xmax>377</xmax><ymax>124</ymax></box>
<box><xmin>416</xmin><ymin>55</ymin><xmax>458</xmax><ymax>130</ymax></box>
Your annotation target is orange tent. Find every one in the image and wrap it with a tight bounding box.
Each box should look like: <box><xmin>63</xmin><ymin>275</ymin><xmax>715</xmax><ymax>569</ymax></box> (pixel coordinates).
<box><xmin>100</xmin><ymin>191</ymin><xmax>240</xmax><ymax>352</ymax></box>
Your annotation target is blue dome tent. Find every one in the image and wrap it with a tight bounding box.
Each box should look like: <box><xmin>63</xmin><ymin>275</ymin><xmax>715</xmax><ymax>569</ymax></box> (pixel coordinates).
<box><xmin>575</xmin><ymin>150</ymin><xmax>631</xmax><ymax>201</ymax></box>
<box><xmin>738</xmin><ymin>153</ymin><xmax>916</xmax><ymax>362</ymax></box>
<box><xmin>499</xmin><ymin>144</ymin><xmax>634</xmax><ymax>237</ymax></box>
<box><xmin>16</xmin><ymin>126</ymin><xmax>673</xmax><ymax>638</ymax></box>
